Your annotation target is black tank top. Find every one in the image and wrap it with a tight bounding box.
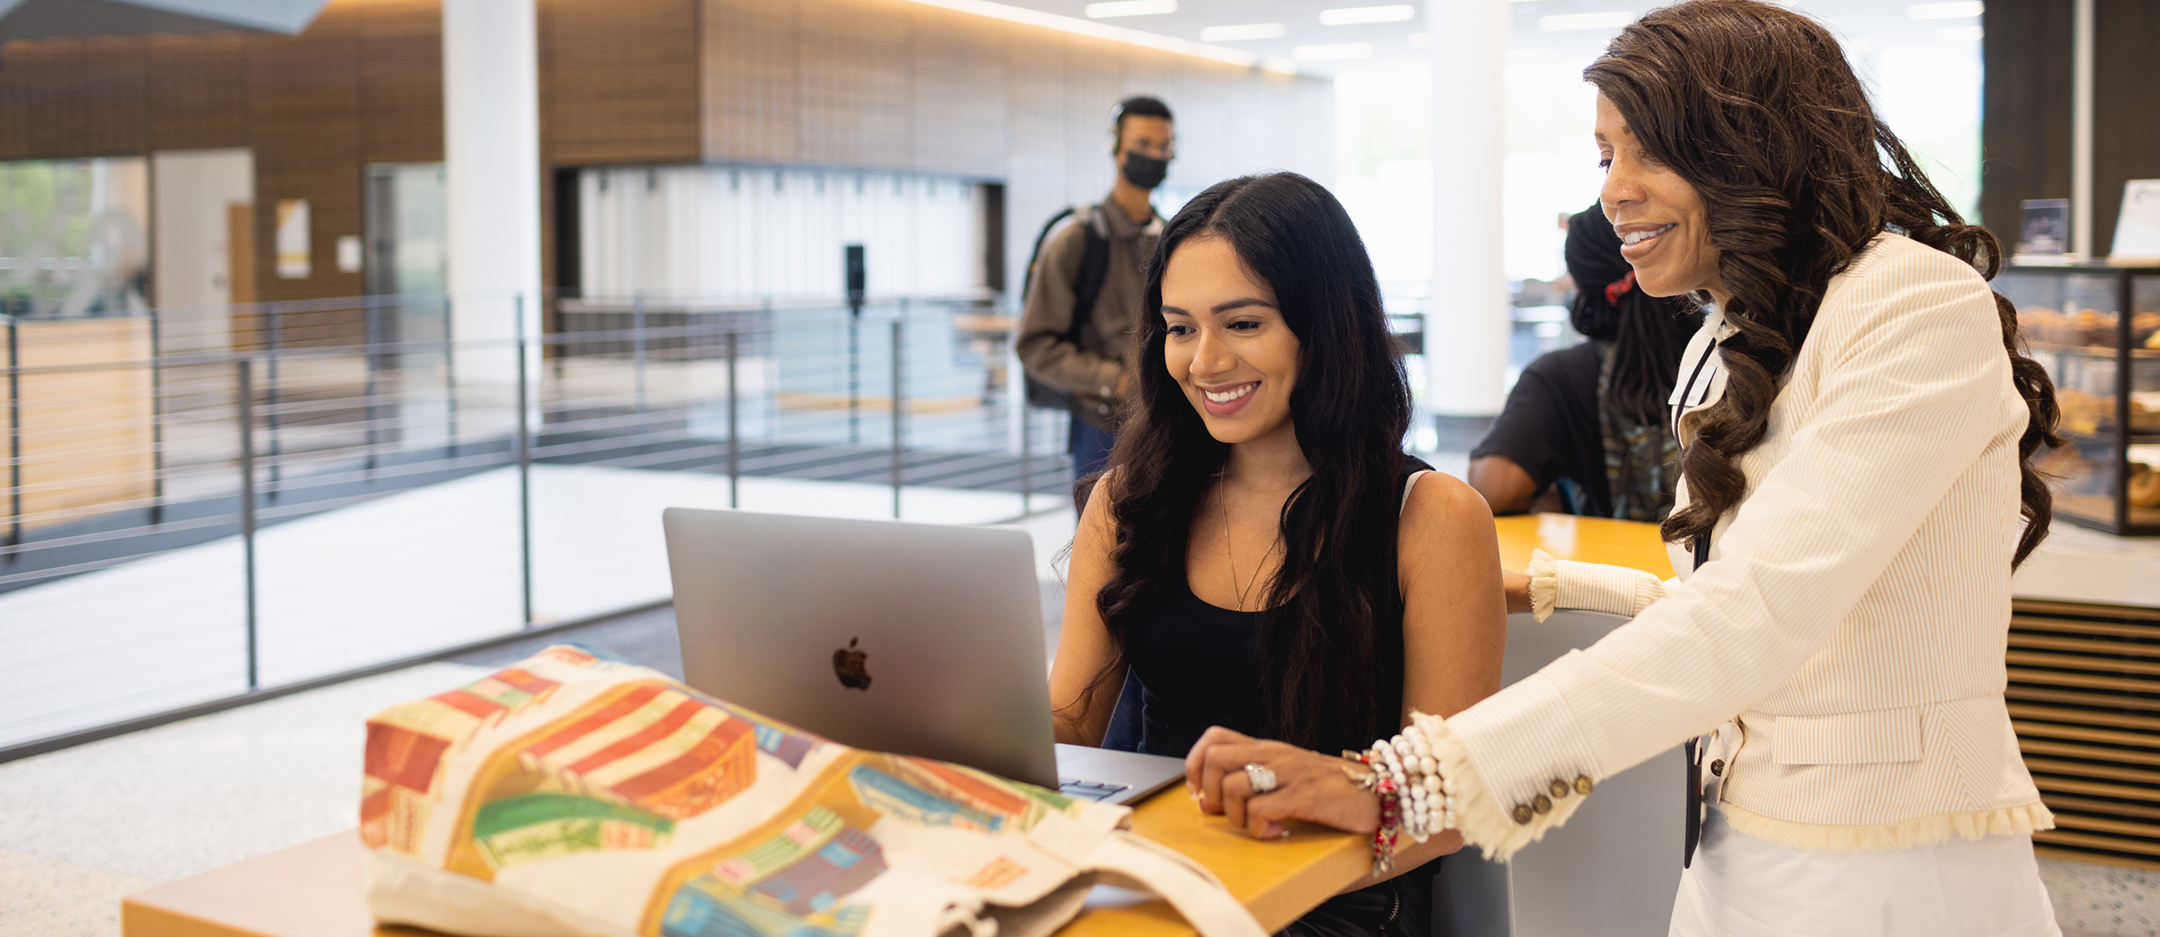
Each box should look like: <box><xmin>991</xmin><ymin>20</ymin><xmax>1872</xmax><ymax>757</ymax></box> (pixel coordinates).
<box><xmin>1123</xmin><ymin>459</ymin><xmax>1427</xmax><ymax>759</ymax></box>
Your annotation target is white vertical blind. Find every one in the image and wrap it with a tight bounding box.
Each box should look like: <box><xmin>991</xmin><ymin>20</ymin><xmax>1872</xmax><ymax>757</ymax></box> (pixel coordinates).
<box><xmin>579</xmin><ymin>165</ymin><xmax>987</xmax><ymax>301</ymax></box>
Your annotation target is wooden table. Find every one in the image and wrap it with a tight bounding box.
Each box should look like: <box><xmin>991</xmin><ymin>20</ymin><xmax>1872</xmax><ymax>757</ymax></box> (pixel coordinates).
<box><xmin>122</xmin><ymin>514</ymin><xmax>1674</xmax><ymax>937</ymax></box>
<box><xmin>1492</xmin><ymin>513</ymin><xmax>1677</xmax><ymax>580</ymax></box>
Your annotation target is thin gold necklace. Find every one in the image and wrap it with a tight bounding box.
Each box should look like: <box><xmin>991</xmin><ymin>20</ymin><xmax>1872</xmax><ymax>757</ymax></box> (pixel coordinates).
<box><xmin>1220</xmin><ymin>479</ymin><xmax>1277</xmax><ymax>611</ymax></box>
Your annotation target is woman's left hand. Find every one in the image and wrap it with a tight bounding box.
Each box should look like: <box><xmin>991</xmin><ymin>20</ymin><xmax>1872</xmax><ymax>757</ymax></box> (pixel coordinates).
<box><xmin>1185</xmin><ymin>726</ymin><xmax>1381</xmax><ymax>839</ymax></box>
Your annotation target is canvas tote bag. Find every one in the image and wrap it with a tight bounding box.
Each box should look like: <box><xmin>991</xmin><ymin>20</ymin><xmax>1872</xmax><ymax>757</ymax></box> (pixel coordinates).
<box><xmin>360</xmin><ymin>645</ymin><xmax>1266</xmax><ymax>937</ymax></box>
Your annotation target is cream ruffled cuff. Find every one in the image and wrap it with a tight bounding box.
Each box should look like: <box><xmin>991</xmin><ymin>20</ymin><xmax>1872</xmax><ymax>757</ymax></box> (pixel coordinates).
<box><xmin>1526</xmin><ymin>549</ymin><xmax>1560</xmax><ymax>621</ymax></box>
<box><xmin>1409</xmin><ymin>710</ymin><xmax>1588</xmax><ymax>863</ymax></box>
<box><xmin>1526</xmin><ymin>549</ymin><xmax>1676</xmax><ymax>621</ymax></box>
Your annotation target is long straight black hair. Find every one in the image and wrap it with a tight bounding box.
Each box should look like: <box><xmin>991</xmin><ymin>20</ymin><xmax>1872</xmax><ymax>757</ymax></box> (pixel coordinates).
<box><xmin>1090</xmin><ymin>172</ymin><xmax>1413</xmax><ymax>750</ymax></box>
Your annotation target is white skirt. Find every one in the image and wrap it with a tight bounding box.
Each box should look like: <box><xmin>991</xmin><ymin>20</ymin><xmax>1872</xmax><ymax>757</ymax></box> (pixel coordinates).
<box><xmin>1668</xmin><ymin>806</ymin><xmax>2061</xmax><ymax>937</ymax></box>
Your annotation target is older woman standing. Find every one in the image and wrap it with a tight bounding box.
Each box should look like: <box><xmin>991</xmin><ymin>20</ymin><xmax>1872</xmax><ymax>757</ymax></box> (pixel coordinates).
<box><xmin>1181</xmin><ymin>2</ymin><xmax>2066</xmax><ymax>934</ymax></box>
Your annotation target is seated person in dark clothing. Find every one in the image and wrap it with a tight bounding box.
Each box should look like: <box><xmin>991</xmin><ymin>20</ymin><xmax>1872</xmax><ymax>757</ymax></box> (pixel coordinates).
<box><xmin>1468</xmin><ymin>200</ymin><xmax>1703</xmax><ymax>520</ymax></box>
<box><xmin>1048</xmin><ymin>173</ymin><xmax>1505</xmax><ymax>937</ymax></box>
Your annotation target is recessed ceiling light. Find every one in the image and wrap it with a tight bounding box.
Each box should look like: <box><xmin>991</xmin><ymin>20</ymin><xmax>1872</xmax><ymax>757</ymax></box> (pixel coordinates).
<box><xmin>1319</xmin><ymin>5</ymin><xmax>1416</xmax><ymax>26</ymax></box>
<box><xmin>1086</xmin><ymin>0</ymin><xmax>1176</xmax><ymax>19</ymax></box>
<box><xmin>1292</xmin><ymin>42</ymin><xmax>1373</xmax><ymax>61</ymax></box>
<box><xmin>1908</xmin><ymin>1</ymin><xmax>1983</xmax><ymax>19</ymax></box>
<box><xmin>1937</xmin><ymin>24</ymin><xmax>1983</xmax><ymax>41</ymax></box>
<box><xmin>1539</xmin><ymin>11</ymin><xmax>1635</xmax><ymax>31</ymax></box>
<box><xmin>1200</xmin><ymin>22</ymin><xmax>1287</xmax><ymax>41</ymax></box>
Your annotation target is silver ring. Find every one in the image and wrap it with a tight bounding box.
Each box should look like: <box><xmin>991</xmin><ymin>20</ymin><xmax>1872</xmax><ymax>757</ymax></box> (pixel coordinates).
<box><xmin>1244</xmin><ymin>762</ymin><xmax>1278</xmax><ymax>794</ymax></box>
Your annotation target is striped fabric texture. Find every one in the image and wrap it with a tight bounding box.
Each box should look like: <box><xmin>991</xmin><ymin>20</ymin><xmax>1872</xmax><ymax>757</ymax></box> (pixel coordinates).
<box><xmin>1439</xmin><ymin>233</ymin><xmax>2052</xmax><ymax>860</ymax></box>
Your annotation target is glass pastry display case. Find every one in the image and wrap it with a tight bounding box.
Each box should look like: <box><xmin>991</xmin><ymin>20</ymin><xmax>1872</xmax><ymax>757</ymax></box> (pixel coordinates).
<box><xmin>1998</xmin><ymin>262</ymin><xmax>2160</xmax><ymax>536</ymax></box>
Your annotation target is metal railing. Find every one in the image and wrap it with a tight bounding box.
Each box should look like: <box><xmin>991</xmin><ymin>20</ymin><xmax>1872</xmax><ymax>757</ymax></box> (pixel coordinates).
<box><xmin>0</xmin><ymin>292</ymin><xmax>1075</xmax><ymax>761</ymax></box>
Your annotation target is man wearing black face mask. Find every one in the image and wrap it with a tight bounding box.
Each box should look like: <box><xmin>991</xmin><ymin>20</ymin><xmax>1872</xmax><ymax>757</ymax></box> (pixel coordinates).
<box><xmin>1018</xmin><ymin>95</ymin><xmax>1175</xmax><ymax>481</ymax></box>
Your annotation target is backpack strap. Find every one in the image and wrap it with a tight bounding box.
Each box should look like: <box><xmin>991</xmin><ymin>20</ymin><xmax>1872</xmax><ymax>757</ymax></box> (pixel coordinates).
<box><xmin>1019</xmin><ymin>203</ymin><xmax>1114</xmax><ymax>350</ymax></box>
<box><xmin>1069</xmin><ymin>205</ymin><xmax>1113</xmax><ymax>337</ymax></box>
<box><xmin>1019</xmin><ymin>205</ymin><xmax>1078</xmax><ymax>302</ymax></box>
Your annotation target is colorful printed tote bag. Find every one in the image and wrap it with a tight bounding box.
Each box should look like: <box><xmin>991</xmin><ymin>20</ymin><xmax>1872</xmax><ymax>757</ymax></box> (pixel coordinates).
<box><xmin>361</xmin><ymin>645</ymin><xmax>1266</xmax><ymax>937</ymax></box>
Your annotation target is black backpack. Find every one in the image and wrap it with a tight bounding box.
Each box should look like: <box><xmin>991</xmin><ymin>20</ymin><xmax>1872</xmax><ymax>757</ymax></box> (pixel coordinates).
<box><xmin>1020</xmin><ymin>205</ymin><xmax>1112</xmax><ymax>412</ymax></box>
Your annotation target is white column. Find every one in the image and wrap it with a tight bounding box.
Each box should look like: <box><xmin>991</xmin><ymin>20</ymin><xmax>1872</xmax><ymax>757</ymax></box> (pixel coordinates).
<box><xmin>1426</xmin><ymin>0</ymin><xmax>1512</xmax><ymax>418</ymax></box>
<box><xmin>443</xmin><ymin>0</ymin><xmax>542</xmax><ymax>384</ymax></box>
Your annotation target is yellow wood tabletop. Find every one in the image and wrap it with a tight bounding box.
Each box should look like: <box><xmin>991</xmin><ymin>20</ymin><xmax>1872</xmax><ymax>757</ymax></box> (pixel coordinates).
<box><xmin>121</xmin><ymin>514</ymin><xmax>1673</xmax><ymax>937</ymax></box>
<box><xmin>1057</xmin><ymin>786</ymin><xmax>1375</xmax><ymax>935</ymax></box>
<box><xmin>1494</xmin><ymin>512</ymin><xmax>1677</xmax><ymax>580</ymax></box>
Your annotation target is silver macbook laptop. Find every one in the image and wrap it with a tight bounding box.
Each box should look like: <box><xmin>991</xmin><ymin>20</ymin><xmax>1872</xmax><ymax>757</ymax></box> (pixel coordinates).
<box><xmin>662</xmin><ymin>507</ymin><xmax>1186</xmax><ymax>805</ymax></box>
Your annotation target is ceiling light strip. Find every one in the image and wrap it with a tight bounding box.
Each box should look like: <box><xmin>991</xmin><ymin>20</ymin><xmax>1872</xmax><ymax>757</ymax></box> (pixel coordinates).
<box><xmin>1318</xmin><ymin>5</ymin><xmax>1416</xmax><ymax>26</ymax></box>
<box><xmin>893</xmin><ymin>0</ymin><xmax>1279</xmax><ymax>71</ymax></box>
<box><xmin>1199</xmin><ymin>22</ymin><xmax>1288</xmax><ymax>42</ymax></box>
<box><xmin>1086</xmin><ymin>0</ymin><xmax>1177</xmax><ymax>18</ymax></box>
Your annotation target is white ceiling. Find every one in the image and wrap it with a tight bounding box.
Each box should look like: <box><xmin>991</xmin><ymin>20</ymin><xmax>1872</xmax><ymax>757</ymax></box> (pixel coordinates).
<box><xmin>983</xmin><ymin>0</ymin><xmax>1986</xmax><ymax>77</ymax></box>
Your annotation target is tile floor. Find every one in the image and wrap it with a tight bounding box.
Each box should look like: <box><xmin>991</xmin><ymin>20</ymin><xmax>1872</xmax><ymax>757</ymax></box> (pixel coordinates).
<box><xmin>2042</xmin><ymin>859</ymin><xmax>2160</xmax><ymax>937</ymax></box>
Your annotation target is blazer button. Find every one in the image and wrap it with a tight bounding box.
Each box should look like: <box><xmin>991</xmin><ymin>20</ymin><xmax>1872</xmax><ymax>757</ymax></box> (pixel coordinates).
<box><xmin>1574</xmin><ymin>775</ymin><xmax>1594</xmax><ymax>795</ymax></box>
<box><xmin>1549</xmin><ymin>779</ymin><xmax>1570</xmax><ymax>798</ymax></box>
<box><xmin>1512</xmin><ymin>804</ymin><xmax>1534</xmax><ymax>824</ymax></box>
<box><xmin>1710</xmin><ymin>759</ymin><xmax>1725</xmax><ymax>777</ymax></box>
<box><xmin>1532</xmin><ymin>795</ymin><xmax>1552</xmax><ymax>815</ymax></box>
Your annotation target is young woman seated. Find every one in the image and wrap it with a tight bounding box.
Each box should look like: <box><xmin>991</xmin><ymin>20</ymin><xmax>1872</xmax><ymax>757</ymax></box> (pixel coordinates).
<box><xmin>1046</xmin><ymin>172</ymin><xmax>1507</xmax><ymax>937</ymax></box>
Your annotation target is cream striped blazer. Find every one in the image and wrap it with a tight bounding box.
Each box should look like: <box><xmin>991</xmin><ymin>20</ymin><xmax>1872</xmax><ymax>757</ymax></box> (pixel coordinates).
<box><xmin>1425</xmin><ymin>233</ymin><xmax>2052</xmax><ymax>861</ymax></box>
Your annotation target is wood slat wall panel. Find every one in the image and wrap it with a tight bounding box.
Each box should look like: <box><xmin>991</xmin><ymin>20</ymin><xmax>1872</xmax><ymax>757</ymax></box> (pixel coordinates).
<box><xmin>537</xmin><ymin>0</ymin><xmax>702</xmax><ymax>165</ymax></box>
<box><xmin>906</xmin><ymin>7</ymin><xmax>1006</xmax><ymax>179</ymax></box>
<box><xmin>2</xmin><ymin>36</ymin><xmax>150</xmax><ymax>158</ymax></box>
<box><xmin>2010</xmin><ymin>650</ymin><xmax>2160</xmax><ymax>677</ymax></box>
<box><xmin>794</xmin><ymin>0</ymin><xmax>915</xmax><ymax>170</ymax></box>
<box><xmin>2011</xmin><ymin>633</ymin><xmax>2160</xmax><ymax>657</ymax></box>
<box><xmin>2024</xmin><ymin>738</ymin><xmax>2160</xmax><ymax>768</ymax></box>
<box><xmin>358</xmin><ymin>0</ymin><xmax>444</xmax><ymax>165</ymax></box>
<box><xmin>701</xmin><ymin>0</ymin><xmax>801</xmax><ymax>163</ymax></box>
<box><xmin>2014</xmin><ymin>702</ymin><xmax>2160</xmax><ymax>733</ymax></box>
<box><xmin>2018</xmin><ymin>601</ymin><xmax>2160</xmax><ymax>623</ymax></box>
<box><xmin>145</xmin><ymin>35</ymin><xmax>250</xmax><ymax>150</ymax></box>
<box><xmin>2011</xmin><ymin>599</ymin><xmax>2160</xmax><ymax>869</ymax></box>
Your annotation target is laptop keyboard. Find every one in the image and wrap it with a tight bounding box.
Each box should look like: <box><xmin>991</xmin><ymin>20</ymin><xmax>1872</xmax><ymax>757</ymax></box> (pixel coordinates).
<box><xmin>1058</xmin><ymin>777</ymin><xmax>1132</xmax><ymax>801</ymax></box>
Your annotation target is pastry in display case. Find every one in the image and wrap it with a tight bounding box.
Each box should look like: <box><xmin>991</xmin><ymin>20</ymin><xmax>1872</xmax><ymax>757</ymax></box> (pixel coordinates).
<box><xmin>2001</xmin><ymin>262</ymin><xmax>2160</xmax><ymax>535</ymax></box>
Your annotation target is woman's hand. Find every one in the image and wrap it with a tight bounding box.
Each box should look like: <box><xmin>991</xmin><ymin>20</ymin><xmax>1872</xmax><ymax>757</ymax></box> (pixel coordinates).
<box><xmin>1184</xmin><ymin>726</ymin><xmax>1380</xmax><ymax>839</ymax></box>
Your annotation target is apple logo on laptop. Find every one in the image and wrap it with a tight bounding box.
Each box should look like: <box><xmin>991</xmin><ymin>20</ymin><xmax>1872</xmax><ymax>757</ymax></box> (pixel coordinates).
<box><xmin>833</xmin><ymin>637</ymin><xmax>872</xmax><ymax>690</ymax></box>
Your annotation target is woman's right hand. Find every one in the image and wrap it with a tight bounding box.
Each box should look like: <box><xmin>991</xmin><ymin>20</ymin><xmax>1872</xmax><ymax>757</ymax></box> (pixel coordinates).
<box><xmin>1185</xmin><ymin>726</ymin><xmax>1381</xmax><ymax>839</ymax></box>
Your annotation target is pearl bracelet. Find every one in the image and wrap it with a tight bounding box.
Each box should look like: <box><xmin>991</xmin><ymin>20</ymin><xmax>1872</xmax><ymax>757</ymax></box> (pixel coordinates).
<box><xmin>1345</xmin><ymin>722</ymin><xmax>1455</xmax><ymax>875</ymax></box>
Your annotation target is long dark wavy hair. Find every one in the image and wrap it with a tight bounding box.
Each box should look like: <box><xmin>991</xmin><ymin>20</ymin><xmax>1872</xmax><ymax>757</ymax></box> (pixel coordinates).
<box><xmin>1090</xmin><ymin>172</ymin><xmax>1413</xmax><ymax>750</ymax></box>
<box><xmin>1585</xmin><ymin>0</ymin><xmax>2062</xmax><ymax>565</ymax></box>
<box><xmin>1564</xmin><ymin>200</ymin><xmax>1704</xmax><ymax>426</ymax></box>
